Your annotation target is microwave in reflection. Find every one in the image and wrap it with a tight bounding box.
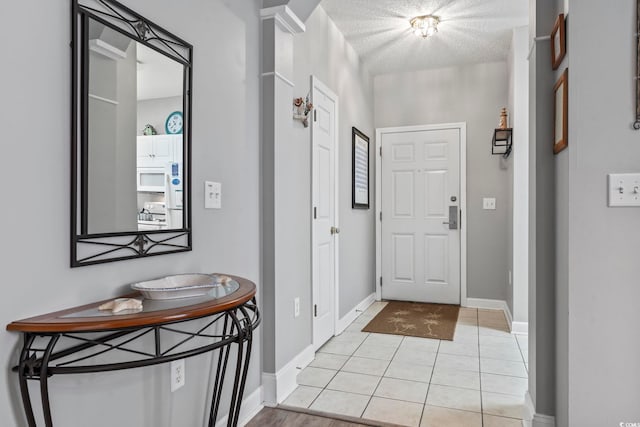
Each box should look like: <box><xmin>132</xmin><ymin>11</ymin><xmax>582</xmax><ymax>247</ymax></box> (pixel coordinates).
<box><xmin>137</xmin><ymin>167</ymin><xmax>165</xmax><ymax>192</ymax></box>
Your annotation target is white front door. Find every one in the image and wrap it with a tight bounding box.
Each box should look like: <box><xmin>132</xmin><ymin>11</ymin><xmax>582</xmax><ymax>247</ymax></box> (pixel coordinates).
<box><xmin>312</xmin><ymin>76</ymin><xmax>339</xmax><ymax>350</ymax></box>
<box><xmin>380</xmin><ymin>126</ymin><xmax>462</xmax><ymax>304</ymax></box>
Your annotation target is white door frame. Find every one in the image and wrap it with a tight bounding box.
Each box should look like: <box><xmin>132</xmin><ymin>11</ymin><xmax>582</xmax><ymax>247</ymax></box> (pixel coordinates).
<box><xmin>311</xmin><ymin>75</ymin><xmax>340</xmax><ymax>349</ymax></box>
<box><xmin>375</xmin><ymin>123</ymin><xmax>467</xmax><ymax>305</ymax></box>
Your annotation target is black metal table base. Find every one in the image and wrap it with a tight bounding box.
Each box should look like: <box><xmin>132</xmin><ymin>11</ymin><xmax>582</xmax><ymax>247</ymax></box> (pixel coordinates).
<box><xmin>14</xmin><ymin>298</ymin><xmax>260</xmax><ymax>427</ymax></box>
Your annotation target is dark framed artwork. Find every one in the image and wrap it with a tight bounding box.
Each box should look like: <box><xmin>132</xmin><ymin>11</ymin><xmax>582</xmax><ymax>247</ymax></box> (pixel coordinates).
<box><xmin>352</xmin><ymin>127</ymin><xmax>370</xmax><ymax>209</ymax></box>
<box><xmin>551</xmin><ymin>14</ymin><xmax>566</xmax><ymax>70</ymax></box>
<box><xmin>553</xmin><ymin>68</ymin><xmax>568</xmax><ymax>154</ymax></box>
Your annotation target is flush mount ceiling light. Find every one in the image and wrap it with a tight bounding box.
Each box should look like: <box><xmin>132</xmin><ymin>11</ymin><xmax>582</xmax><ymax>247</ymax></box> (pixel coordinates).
<box><xmin>410</xmin><ymin>15</ymin><xmax>440</xmax><ymax>38</ymax></box>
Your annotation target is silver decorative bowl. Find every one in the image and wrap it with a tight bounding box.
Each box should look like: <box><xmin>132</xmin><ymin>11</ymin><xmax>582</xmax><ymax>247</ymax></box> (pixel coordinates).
<box><xmin>131</xmin><ymin>274</ymin><xmax>217</xmax><ymax>300</ymax></box>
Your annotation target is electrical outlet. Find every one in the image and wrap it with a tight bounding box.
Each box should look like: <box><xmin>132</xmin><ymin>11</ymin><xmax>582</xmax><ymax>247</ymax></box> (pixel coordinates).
<box><xmin>294</xmin><ymin>297</ymin><xmax>300</xmax><ymax>318</ymax></box>
<box><xmin>483</xmin><ymin>197</ymin><xmax>497</xmax><ymax>210</ymax></box>
<box><xmin>171</xmin><ymin>359</ymin><xmax>185</xmax><ymax>392</ymax></box>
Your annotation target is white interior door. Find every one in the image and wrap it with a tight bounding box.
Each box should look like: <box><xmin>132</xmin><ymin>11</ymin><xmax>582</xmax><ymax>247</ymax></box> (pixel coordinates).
<box><xmin>380</xmin><ymin>127</ymin><xmax>462</xmax><ymax>304</ymax></box>
<box><xmin>312</xmin><ymin>76</ymin><xmax>338</xmax><ymax>350</ymax></box>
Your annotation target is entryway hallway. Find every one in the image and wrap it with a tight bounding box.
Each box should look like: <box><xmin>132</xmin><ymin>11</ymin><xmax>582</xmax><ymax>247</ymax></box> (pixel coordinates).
<box><xmin>280</xmin><ymin>302</ymin><xmax>527</xmax><ymax>426</ymax></box>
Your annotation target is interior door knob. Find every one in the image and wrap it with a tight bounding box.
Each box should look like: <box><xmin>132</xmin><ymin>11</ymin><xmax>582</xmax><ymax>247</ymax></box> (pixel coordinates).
<box><xmin>330</xmin><ymin>226</ymin><xmax>340</xmax><ymax>235</ymax></box>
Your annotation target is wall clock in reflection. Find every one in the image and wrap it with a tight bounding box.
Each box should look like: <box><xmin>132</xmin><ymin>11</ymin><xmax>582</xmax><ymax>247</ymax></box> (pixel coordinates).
<box><xmin>165</xmin><ymin>111</ymin><xmax>183</xmax><ymax>134</ymax></box>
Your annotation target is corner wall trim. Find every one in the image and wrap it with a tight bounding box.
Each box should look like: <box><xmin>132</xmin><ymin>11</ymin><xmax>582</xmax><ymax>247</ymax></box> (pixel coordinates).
<box><xmin>522</xmin><ymin>391</ymin><xmax>556</xmax><ymax>427</ymax></box>
<box><xmin>261</xmin><ymin>71</ymin><xmax>295</xmax><ymax>88</ymax></box>
<box><xmin>214</xmin><ymin>385</ymin><xmax>263</xmax><ymax>427</ymax></box>
<box><xmin>262</xmin><ymin>345</ymin><xmax>315</xmax><ymax>406</ymax></box>
<box><xmin>335</xmin><ymin>293</ymin><xmax>376</xmax><ymax>334</ymax></box>
<box><xmin>260</xmin><ymin>5</ymin><xmax>306</xmax><ymax>34</ymax></box>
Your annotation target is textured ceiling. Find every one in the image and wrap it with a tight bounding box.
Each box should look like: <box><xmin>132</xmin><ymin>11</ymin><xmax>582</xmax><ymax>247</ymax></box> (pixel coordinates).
<box><xmin>320</xmin><ymin>0</ymin><xmax>528</xmax><ymax>75</ymax></box>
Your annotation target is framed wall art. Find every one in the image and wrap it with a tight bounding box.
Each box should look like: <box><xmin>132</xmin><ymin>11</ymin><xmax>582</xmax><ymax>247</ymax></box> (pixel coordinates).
<box><xmin>352</xmin><ymin>127</ymin><xmax>370</xmax><ymax>209</ymax></box>
<box><xmin>553</xmin><ymin>68</ymin><xmax>568</xmax><ymax>154</ymax></box>
<box><xmin>551</xmin><ymin>14</ymin><xmax>566</xmax><ymax>70</ymax></box>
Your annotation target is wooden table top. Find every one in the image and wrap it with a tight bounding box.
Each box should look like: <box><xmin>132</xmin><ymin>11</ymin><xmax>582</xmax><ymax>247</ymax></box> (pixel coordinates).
<box><xmin>6</xmin><ymin>274</ymin><xmax>256</xmax><ymax>333</ymax></box>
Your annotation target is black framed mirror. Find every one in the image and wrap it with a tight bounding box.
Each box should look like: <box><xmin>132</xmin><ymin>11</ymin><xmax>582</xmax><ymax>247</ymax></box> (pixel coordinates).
<box><xmin>71</xmin><ymin>0</ymin><xmax>192</xmax><ymax>267</ymax></box>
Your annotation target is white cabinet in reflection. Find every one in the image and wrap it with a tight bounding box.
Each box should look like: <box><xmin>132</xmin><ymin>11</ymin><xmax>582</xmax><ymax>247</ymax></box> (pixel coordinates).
<box><xmin>137</xmin><ymin>134</ymin><xmax>181</xmax><ymax>168</ymax></box>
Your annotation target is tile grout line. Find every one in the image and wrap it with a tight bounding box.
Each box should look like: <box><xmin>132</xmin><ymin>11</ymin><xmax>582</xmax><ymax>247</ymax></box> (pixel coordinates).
<box><xmin>359</xmin><ymin>333</ymin><xmax>405</xmax><ymax>421</ymax></box>
<box><xmin>341</xmin><ymin>328</ymin><xmax>373</xmax><ymax>418</ymax></box>
<box><xmin>477</xmin><ymin>308</ymin><xmax>485</xmax><ymax>427</ymax></box>
<box><xmin>418</xmin><ymin>337</ymin><xmax>441</xmax><ymax>427</ymax></box>
<box><xmin>344</xmin><ymin>304</ymin><xmax>386</xmax><ymax>420</ymax></box>
<box><xmin>305</xmin><ymin>323</ymin><xmax>373</xmax><ymax>413</ymax></box>
<box><xmin>306</xmin><ymin>306</ymin><xmax>519</xmax><ymax>425</ymax></box>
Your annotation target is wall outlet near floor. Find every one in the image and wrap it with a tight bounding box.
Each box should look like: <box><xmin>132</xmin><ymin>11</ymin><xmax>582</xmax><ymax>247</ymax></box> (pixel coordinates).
<box><xmin>171</xmin><ymin>359</ymin><xmax>185</xmax><ymax>392</ymax></box>
<box><xmin>294</xmin><ymin>297</ymin><xmax>300</xmax><ymax>318</ymax></box>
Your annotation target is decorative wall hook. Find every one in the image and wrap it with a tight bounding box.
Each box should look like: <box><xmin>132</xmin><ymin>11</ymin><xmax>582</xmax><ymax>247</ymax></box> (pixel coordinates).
<box><xmin>293</xmin><ymin>94</ymin><xmax>313</xmax><ymax>128</ymax></box>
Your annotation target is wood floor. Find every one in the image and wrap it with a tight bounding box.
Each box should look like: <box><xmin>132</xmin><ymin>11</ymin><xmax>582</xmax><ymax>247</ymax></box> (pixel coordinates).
<box><xmin>246</xmin><ymin>407</ymin><xmax>390</xmax><ymax>427</ymax></box>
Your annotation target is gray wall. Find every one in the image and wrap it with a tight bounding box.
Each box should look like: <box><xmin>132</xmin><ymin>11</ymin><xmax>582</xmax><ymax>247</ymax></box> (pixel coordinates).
<box><xmin>137</xmin><ymin>96</ymin><xmax>183</xmax><ymax>135</ymax></box>
<box><xmin>551</xmin><ymin>2</ymin><xmax>568</xmax><ymax>426</ymax></box>
<box><xmin>374</xmin><ymin>62</ymin><xmax>510</xmax><ymax>302</ymax></box>
<box><xmin>505</xmin><ymin>26</ymin><xmax>530</xmax><ymax>325</ymax></box>
<box><xmin>293</xmin><ymin>6</ymin><xmax>376</xmax><ymax>318</ymax></box>
<box><xmin>114</xmin><ymin>42</ymin><xmax>138</xmax><ymax>233</ymax></box>
<box><xmin>87</xmin><ymin>41</ymin><xmax>138</xmax><ymax>234</ymax></box>
<box><xmin>564</xmin><ymin>0</ymin><xmax>640</xmax><ymax>424</ymax></box>
<box><xmin>506</xmin><ymin>38</ymin><xmax>515</xmax><ymax>317</ymax></box>
<box><xmin>528</xmin><ymin>0</ymin><xmax>561</xmax><ymax>419</ymax></box>
<box><xmin>0</xmin><ymin>0</ymin><xmax>262</xmax><ymax>426</ymax></box>
<box><xmin>260</xmin><ymin>3</ymin><xmax>374</xmax><ymax>375</ymax></box>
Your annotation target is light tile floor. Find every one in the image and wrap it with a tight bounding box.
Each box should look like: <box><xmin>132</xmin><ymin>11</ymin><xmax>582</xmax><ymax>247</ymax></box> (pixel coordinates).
<box><xmin>283</xmin><ymin>302</ymin><xmax>528</xmax><ymax>427</ymax></box>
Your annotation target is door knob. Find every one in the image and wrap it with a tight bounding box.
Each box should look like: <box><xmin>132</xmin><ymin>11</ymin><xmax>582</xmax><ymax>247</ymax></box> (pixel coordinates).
<box><xmin>445</xmin><ymin>206</ymin><xmax>458</xmax><ymax>230</ymax></box>
<box><xmin>330</xmin><ymin>226</ymin><xmax>340</xmax><ymax>235</ymax></box>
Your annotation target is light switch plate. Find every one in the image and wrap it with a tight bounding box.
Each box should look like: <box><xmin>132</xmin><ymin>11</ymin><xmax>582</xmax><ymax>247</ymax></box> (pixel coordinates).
<box><xmin>483</xmin><ymin>198</ymin><xmax>496</xmax><ymax>210</ymax></box>
<box><xmin>608</xmin><ymin>174</ymin><xmax>640</xmax><ymax>207</ymax></box>
<box><xmin>205</xmin><ymin>181</ymin><xmax>222</xmax><ymax>209</ymax></box>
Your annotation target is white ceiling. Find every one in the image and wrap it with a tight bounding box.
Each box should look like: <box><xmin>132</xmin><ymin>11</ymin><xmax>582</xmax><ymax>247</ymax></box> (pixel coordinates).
<box><xmin>320</xmin><ymin>0</ymin><xmax>528</xmax><ymax>75</ymax></box>
<box><xmin>137</xmin><ymin>43</ymin><xmax>183</xmax><ymax>100</ymax></box>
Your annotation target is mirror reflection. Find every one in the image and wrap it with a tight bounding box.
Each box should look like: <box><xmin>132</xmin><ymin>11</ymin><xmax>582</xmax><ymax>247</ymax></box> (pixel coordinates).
<box><xmin>87</xmin><ymin>18</ymin><xmax>184</xmax><ymax>234</ymax></box>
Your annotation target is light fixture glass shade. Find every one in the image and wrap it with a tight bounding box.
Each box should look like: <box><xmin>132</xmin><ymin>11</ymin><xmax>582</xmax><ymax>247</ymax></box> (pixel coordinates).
<box><xmin>410</xmin><ymin>15</ymin><xmax>440</xmax><ymax>38</ymax></box>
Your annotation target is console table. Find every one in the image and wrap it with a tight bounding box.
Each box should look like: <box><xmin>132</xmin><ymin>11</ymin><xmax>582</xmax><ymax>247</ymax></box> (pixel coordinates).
<box><xmin>6</xmin><ymin>274</ymin><xmax>260</xmax><ymax>427</ymax></box>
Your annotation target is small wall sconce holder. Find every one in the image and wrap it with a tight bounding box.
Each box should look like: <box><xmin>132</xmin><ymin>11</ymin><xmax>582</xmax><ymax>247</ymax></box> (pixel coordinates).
<box><xmin>293</xmin><ymin>94</ymin><xmax>314</xmax><ymax>128</ymax></box>
<box><xmin>492</xmin><ymin>128</ymin><xmax>513</xmax><ymax>158</ymax></box>
<box><xmin>492</xmin><ymin>107</ymin><xmax>513</xmax><ymax>158</ymax></box>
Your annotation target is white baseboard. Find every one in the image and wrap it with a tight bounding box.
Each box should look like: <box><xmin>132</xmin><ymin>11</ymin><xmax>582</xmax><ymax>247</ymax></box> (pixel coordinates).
<box><xmin>336</xmin><ymin>293</ymin><xmax>376</xmax><ymax>334</ymax></box>
<box><xmin>503</xmin><ymin>301</ymin><xmax>514</xmax><ymax>328</ymax></box>
<box><xmin>262</xmin><ymin>344</ymin><xmax>315</xmax><ymax>406</ymax></box>
<box><xmin>465</xmin><ymin>297</ymin><xmax>508</xmax><ymax>311</ymax></box>
<box><xmin>214</xmin><ymin>385</ymin><xmax>263</xmax><ymax>427</ymax></box>
<box><xmin>511</xmin><ymin>321</ymin><xmax>529</xmax><ymax>335</ymax></box>
<box><xmin>522</xmin><ymin>391</ymin><xmax>555</xmax><ymax>427</ymax></box>
<box><xmin>464</xmin><ymin>298</ymin><xmax>528</xmax><ymax>336</ymax></box>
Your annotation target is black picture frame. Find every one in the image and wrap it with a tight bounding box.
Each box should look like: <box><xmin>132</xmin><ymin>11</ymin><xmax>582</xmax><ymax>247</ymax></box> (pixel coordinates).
<box><xmin>352</xmin><ymin>127</ymin><xmax>370</xmax><ymax>209</ymax></box>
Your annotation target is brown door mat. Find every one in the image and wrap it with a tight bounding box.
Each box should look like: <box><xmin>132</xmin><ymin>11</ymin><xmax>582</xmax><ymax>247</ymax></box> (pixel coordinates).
<box><xmin>361</xmin><ymin>301</ymin><xmax>460</xmax><ymax>340</ymax></box>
